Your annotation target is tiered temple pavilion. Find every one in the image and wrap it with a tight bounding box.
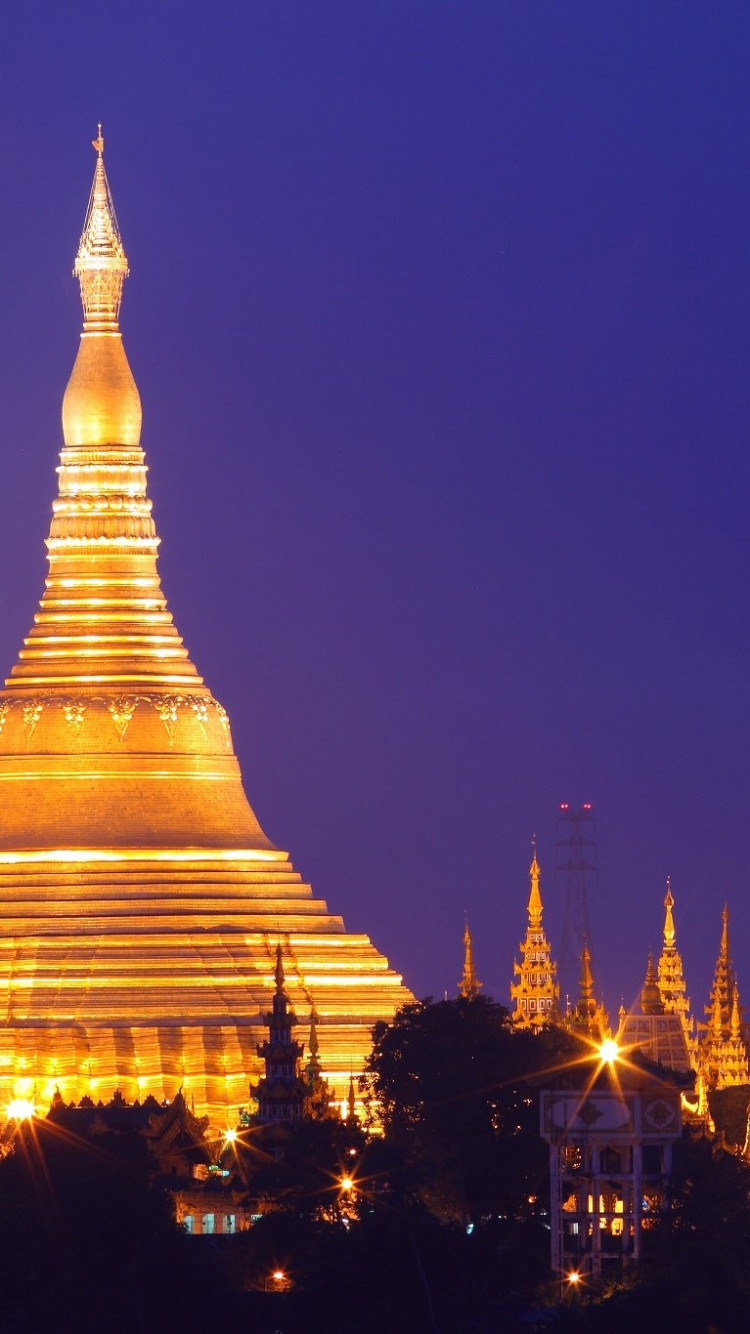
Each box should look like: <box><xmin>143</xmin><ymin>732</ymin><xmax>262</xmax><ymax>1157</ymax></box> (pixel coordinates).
<box><xmin>0</xmin><ymin>134</ymin><xmax>409</xmax><ymax>1125</ymax></box>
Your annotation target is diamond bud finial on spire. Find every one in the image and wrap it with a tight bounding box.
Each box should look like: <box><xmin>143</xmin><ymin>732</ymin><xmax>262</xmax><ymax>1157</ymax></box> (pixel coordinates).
<box><xmin>73</xmin><ymin>126</ymin><xmax>129</xmax><ymax>331</ymax></box>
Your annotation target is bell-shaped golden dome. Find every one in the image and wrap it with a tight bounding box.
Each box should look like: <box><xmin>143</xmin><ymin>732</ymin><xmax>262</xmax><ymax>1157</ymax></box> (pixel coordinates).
<box><xmin>62</xmin><ymin>332</ymin><xmax>142</xmax><ymax>449</ymax></box>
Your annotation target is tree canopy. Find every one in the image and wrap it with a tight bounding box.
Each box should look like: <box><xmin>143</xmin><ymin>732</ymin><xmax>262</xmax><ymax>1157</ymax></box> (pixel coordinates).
<box><xmin>363</xmin><ymin>995</ymin><xmax>580</xmax><ymax>1224</ymax></box>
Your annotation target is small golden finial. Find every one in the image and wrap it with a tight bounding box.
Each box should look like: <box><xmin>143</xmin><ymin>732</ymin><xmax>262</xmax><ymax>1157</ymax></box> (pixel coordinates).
<box><xmin>92</xmin><ymin>124</ymin><xmax>104</xmax><ymax>156</ymax></box>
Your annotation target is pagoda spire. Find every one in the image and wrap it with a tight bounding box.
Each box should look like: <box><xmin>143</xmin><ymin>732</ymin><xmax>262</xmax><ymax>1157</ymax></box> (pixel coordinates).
<box><xmin>274</xmin><ymin>942</ymin><xmax>285</xmax><ymax>992</ymax></box>
<box><xmin>74</xmin><ymin>126</ymin><xmax>130</xmax><ymax>331</ymax></box>
<box><xmin>0</xmin><ymin>132</ymin><xmax>278</xmax><ymax>851</ymax></box>
<box><xmin>304</xmin><ymin>1005</ymin><xmax>332</xmax><ymax>1119</ymax></box>
<box><xmin>698</xmin><ymin>903</ymin><xmax>749</xmax><ymax>1092</ymax></box>
<box><xmin>528</xmin><ymin>835</ymin><xmax>543</xmax><ymax>926</ymax></box>
<box><xmin>640</xmin><ymin>953</ymin><xmax>664</xmax><ymax>1015</ymax></box>
<box><xmin>459</xmin><ymin>916</ymin><xmax>482</xmax><ymax>1000</ymax></box>
<box><xmin>563</xmin><ymin>941</ymin><xmax>609</xmax><ymax>1039</ymax></box>
<box><xmin>656</xmin><ymin>879</ymin><xmax>694</xmax><ymax>1057</ymax></box>
<box><xmin>663</xmin><ymin>877</ymin><xmax>675</xmax><ymax>947</ymax></box>
<box><xmin>510</xmin><ymin>841</ymin><xmax>559</xmax><ymax>1028</ymax></box>
<box><xmin>579</xmin><ymin>943</ymin><xmax>595</xmax><ymax>1012</ymax></box>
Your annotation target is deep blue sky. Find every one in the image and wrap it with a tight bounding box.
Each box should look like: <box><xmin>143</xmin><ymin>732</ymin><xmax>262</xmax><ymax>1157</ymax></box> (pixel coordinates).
<box><xmin>0</xmin><ymin>3</ymin><xmax>748</xmax><ymax>1020</ymax></box>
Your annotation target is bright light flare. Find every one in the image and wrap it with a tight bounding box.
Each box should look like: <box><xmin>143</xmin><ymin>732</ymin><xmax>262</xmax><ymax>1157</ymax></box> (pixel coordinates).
<box><xmin>567</xmin><ymin>1271</ymin><xmax>581</xmax><ymax>1285</ymax></box>
<box><xmin>5</xmin><ymin>1099</ymin><xmax>35</xmax><ymax>1121</ymax></box>
<box><xmin>598</xmin><ymin>1038</ymin><xmax>620</xmax><ymax>1064</ymax></box>
<box><xmin>272</xmin><ymin>1270</ymin><xmax>285</xmax><ymax>1282</ymax></box>
<box><xmin>224</xmin><ymin>1127</ymin><xmax>238</xmax><ymax>1144</ymax></box>
<box><xmin>340</xmin><ymin>1175</ymin><xmax>354</xmax><ymax>1193</ymax></box>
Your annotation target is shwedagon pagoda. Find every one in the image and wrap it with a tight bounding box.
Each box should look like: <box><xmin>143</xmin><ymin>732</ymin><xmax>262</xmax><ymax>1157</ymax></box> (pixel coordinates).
<box><xmin>0</xmin><ymin>133</ymin><xmax>410</xmax><ymax>1127</ymax></box>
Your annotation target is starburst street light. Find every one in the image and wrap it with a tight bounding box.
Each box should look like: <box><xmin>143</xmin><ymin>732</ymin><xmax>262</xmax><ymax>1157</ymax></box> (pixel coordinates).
<box><xmin>5</xmin><ymin>1099</ymin><xmax>35</xmax><ymax>1121</ymax></box>
<box><xmin>598</xmin><ymin>1038</ymin><xmax>620</xmax><ymax>1064</ymax></box>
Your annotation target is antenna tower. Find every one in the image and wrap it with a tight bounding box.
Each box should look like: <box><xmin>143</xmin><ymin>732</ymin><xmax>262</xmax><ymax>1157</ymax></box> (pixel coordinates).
<box><xmin>556</xmin><ymin>803</ymin><xmax>599</xmax><ymax>1003</ymax></box>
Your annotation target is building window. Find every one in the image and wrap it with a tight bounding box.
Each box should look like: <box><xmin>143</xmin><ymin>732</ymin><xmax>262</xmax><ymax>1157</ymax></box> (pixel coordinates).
<box><xmin>642</xmin><ymin>1144</ymin><xmax>662</xmax><ymax>1176</ymax></box>
<box><xmin>184</xmin><ymin>1215</ymin><xmax>194</xmax><ymax>1235</ymax></box>
<box><xmin>202</xmin><ymin>1214</ymin><xmax>215</xmax><ymax>1235</ymax></box>
<box><xmin>224</xmin><ymin>1214</ymin><xmax>236</xmax><ymax>1234</ymax></box>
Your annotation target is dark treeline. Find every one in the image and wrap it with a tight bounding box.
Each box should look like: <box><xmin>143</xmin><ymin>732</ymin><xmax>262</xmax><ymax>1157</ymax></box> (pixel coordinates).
<box><xmin>0</xmin><ymin>998</ymin><xmax>748</xmax><ymax>1332</ymax></box>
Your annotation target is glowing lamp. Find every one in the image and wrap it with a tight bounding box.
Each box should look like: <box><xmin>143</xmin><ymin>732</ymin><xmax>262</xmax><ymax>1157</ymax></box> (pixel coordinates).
<box><xmin>340</xmin><ymin>1176</ymin><xmax>354</xmax><ymax>1193</ymax></box>
<box><xmin>224</xmin><ymin>1127</ymin><xmax>238</xmax><ymax>1144</ymax></box>
<box><xmin>598</xmin><ymin>1038</ymin><xmax>620</xmax><ymax>1064</ymax></box>
<box><xmin>6</xmin><ymin>1098</ymin><xmax>35</xmax><ymax>1121</ymax></box>
<box><xmin>272</xmin><ymin>1270</ymin><xmax>285</xmax><ymax>1282</ymax></box>
<box><xmin>567</xmin><ymin>1271</ymin><xmax>581</xmax><ymax>1285</ymax></box>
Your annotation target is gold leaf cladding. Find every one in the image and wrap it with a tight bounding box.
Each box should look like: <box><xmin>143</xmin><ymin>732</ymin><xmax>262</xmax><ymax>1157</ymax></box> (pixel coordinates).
<box><xmin>62</xmin><ymin>701</ymin><xmax>87</xmax><ymax>731</ymax></box>
<box><xmin>22</xmin><ymin>700</ymin><xmax>44</xmax><ymax>742</ymax></box>
<box><xmin>154</xmin><ymin>696</ymin><xmax>182</xmax><ymax>745</ymax></box>
<box><xmin>215</xmin><ymin>703</ymin><xmax>231</xmax><ymax>749</ymax></box>
<box><xmin>108</xmin><ymin>696</ymin><xmax>138</xmax><ymax>741</ymax></box>
<box><xmin>0</xmin><ymin>703</ymin><xmax>9</xmax><ymax>734</ymax></box>
<box><xmin>190</xmin><ymin>698</ymin><xmax>209</xmax><ymax>735</ymax></box>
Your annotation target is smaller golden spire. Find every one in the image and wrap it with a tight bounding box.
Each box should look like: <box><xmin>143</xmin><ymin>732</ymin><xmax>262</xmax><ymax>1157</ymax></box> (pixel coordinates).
<box><xmin>347</xmin><ymin>1071</ymin><xmax>356</xmax><ymax>1120</ymax></box>
<box><xmin>528</xmin><ymin>834</ymin><xmax>543</xmax><ymax>925</ymax></box>
<box><xmin>567</xmin><ymin>941</ymin><xmax>609</xmax><ymax>1038</ymax></box>
<box><xmin>720</xmin><ymin>903</ymin><xmax>730</xmax><ymax>964</ymax></box>
<box><xmin>663</xmin><ymin>876</ymin><xmax>675</xmax><ymax>947</ymax></box>
<box><xmin>579</xmin><ymin>942</ymin><xmax>595</xmax><ymax>1012</ymax></box>
<box><xmin>641</xmin><ymin>953</ymin><xmax>664</xmax><ymax>1015</ymax></box>
<box><xmin>274</xmin><ymin>942</ymin><xmax>285</xmax><ymax>992</ymax></box>
<box><xmin>459</xmin><ymin>915</ymin><xmax>482</xmax><ymax>1000</ymax></box>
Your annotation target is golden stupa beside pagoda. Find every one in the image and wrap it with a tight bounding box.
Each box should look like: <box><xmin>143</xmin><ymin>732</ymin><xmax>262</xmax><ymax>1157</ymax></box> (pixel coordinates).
<box><xmin>0</xmin><ymin>131</ymin><xmax>409</xmax><ymax>1125</ymax></box>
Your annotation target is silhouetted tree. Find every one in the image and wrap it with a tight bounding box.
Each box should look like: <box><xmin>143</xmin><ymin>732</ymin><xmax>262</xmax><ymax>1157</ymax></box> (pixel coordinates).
<box><xmin>363</xmin><ymin>995</ymin><xmax>579</xmax><ymax>1225</ymax></box>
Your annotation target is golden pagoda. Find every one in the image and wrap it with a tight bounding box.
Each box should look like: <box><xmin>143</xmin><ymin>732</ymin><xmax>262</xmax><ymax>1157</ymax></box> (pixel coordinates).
<box><xmin>698</xmin><ymin>905</ymin><xmax>749</xmax><ymax>1092</ymax></box>
<box><xmin>458</xmin><ymin>917</ymin><xmax>482</xmax><ymax>1000</ymax></box>
<box><xmin>619</xmin><ymin>952</ymin><xmax>692</xmax><ymax>1073</ymax></box>
<box><xmin>510</xmin><ymin>841</ymin><xmax>559</xmax><ymax>1027</ymax></box>
<box><xmin>565</xmin><ymin>942</ymin><xmax>609</xmax><ymax>1040</ymax></box>
<box><xmin>656</xmin><ymin>878</ymin><xmax>694</xmax><ymax>1043</ymax></box>
<box><xmin>0</xmin><ymin>133</ymin><xmax>410</xmax><ymax>1125</ymax></box>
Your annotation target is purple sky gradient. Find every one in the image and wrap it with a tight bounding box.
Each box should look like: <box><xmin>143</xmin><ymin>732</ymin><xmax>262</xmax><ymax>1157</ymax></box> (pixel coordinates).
<box><xmin>0</xmin><ymin>3</ymin><xmax>749</xmax><ymax>1020</ymax></box>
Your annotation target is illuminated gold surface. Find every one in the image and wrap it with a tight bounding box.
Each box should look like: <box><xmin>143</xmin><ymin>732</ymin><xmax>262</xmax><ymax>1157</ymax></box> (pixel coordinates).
<box><xmin>510</xmin><ymin>846</ymin><xmax>559</xmax><ymax>1027</ymax></box>
<box><xmin>0</xmin><ymin>136</ymin><xmax>410</xmax><ymax>1124</ymax></box>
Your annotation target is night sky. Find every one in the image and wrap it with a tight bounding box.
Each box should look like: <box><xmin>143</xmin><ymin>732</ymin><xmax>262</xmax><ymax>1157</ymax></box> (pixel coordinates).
<box><xmin>0</xmin><ymin>4</ymin><xmax>749</xmax><ymax>1021</ymax></box>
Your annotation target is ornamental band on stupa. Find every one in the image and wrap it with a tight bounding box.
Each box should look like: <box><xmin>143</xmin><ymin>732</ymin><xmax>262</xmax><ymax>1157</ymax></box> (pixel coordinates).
<box><xmin>0</xmin><ymin>132</ymin><xmax>410</xmax><ymax>1125</ymax></box>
